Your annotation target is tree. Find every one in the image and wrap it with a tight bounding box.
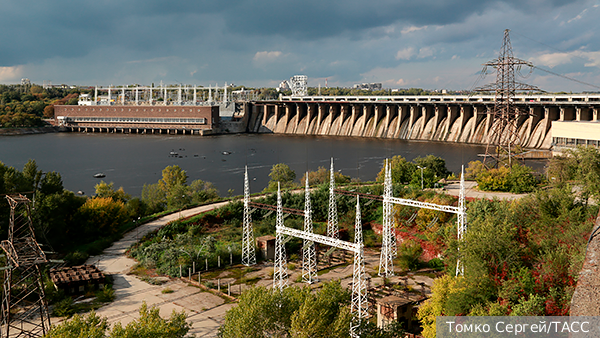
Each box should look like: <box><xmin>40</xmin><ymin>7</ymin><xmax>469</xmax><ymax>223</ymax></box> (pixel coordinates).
<box><xmin>189</xmin><ymin>179</ymin><xmax>219</xmax><ymax>204</ymax></box>
<box><xmin>265</xmin><ymin>163</ymin><xmax>296</xmax><ymax>192</ymax></box>
<box><xmin>45</xmin><ymin>311</ymin><xmax>108</xmax><ymax>338</ymax></box>
<box><xmin>413</xmin><ymin>155</ymin><xmax>450</xmax><ymax>181</ymax></box>
<box><xmin>376</xmin><ymin>155</ymin><xmax>416</xmax><ymax>184</ymax></box>
<box><xmin>23</xmin><ymin>159</ymin><xmax>43</xmax><ymax>192</ymax></box>
<box><xmin>219</xmin><ymin>281</ymin><xmax>353</xmax><ymax>338</ymax></box>
<box><xmin>110</xmin><ymin>302</ymin><xmax>191</xmax><ymax>338</ymax></box>
<box><xmin>40</xmin><ymin>171</ymin><xmax>64</xmax><ymax>195</ymax></box>
<box><xmin>300</xmin><ymin>166</ymin><xmax>350</xmax><ymax>186</ymax></box>
<box><xmin>95</xmin><ymin>181</ymin><xmax>130</xmax><ymax>203</ymax></box>
<box><xmin>44</xmin><ymin>303</ymin><xmax>191</xmax><ymax>338</ymax></box>
<box><xmin>141</xmin><ymin>183</ymin><xmax>166</xmax><ymax>214</ymax></box>
<box><xmin>77</xmin><ymin>197</ymin><xmax>129</xmax><ymax>239</ymax></box>
<box><xmin>159</xmin><ymin>165</ymin><xmax>188</xmax><ymax>192</ymax></box>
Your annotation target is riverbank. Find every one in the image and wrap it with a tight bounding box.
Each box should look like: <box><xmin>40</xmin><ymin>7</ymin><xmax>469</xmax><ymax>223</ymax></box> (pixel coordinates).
<box><xmin>0</xmin><ymin>126</ymin><xmax>59</xmax><ymax>136</ymax></box>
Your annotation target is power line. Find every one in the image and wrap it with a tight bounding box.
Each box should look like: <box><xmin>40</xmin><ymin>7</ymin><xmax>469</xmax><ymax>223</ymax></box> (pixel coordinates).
<box><xmin>533</xmin><ymin>65</ymin><xmax>600</xmax><ymax>90</ymax></box>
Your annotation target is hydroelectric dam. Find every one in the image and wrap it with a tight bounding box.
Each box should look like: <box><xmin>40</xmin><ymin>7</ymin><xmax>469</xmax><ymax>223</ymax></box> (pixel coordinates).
<box><xmin>244</xmin><ymin>94</ymin><xmax>600</xmax><ymax>150</ymax></box>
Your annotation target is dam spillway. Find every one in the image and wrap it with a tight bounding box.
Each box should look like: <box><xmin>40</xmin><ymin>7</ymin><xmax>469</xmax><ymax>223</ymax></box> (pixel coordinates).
<box><xmin>246</xmin><ymin>95</ymin><xmax>600</xmax><ymax>150</ymax></box>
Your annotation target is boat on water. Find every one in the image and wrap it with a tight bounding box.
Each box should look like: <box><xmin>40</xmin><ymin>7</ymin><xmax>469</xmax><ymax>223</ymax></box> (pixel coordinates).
<box><xmin>94</xmin><ymin>173</ymin><xmax>106</xmax><ymax>178</ymax></box>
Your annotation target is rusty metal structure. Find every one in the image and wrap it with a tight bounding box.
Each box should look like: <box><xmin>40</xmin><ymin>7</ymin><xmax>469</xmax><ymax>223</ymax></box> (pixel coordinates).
<box><xmin>0</xmin><ymin>195</ymin><xmax>50</xmax><ymax>338</ymax></box>
<box><xmin>477</xmin><ymin>29</ymin><xmax>540</xmax><ymax>166</ymax></box>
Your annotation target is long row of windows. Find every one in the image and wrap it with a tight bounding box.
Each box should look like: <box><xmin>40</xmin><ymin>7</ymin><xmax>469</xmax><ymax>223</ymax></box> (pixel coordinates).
<box><xmin>553</xmin><ymin>137</ymin><xmax>600</xmax><ymax>147</ymax></box>
<box><xmin>66</xmin><ymin>117</ymin><xmax>206</xmax><ymax>124</ymax></box>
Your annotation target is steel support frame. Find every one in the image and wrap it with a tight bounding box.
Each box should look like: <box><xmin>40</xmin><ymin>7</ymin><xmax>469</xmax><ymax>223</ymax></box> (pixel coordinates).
<box><xmin>1</xmin><ymin>195</ymin><xmax>50</xmax><ymax>338</ymax></box>
<box><xmin>241</xmin><ymin>166</ymin><xmax>256</xmax><ymax>266</ymax></box>
<box><xmin>302</xmin><ymin>175</ymin><xmax>318</xmax><ymax>284</ymax></box>
<box><xmin>378</xmin><ymin>163</ymin><xmax>467</xmax><ymax>277</ymax></box>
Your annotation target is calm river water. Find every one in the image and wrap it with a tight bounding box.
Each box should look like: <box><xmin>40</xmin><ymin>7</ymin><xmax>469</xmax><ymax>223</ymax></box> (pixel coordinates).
<box><xmin>0</xmin><ymin>133</ymin><xmax>492</xmax><ymax>197</ymax></box>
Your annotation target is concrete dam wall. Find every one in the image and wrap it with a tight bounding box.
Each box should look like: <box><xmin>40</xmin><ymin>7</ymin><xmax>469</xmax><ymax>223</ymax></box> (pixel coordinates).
<box><xmin>247</xmin><ymin>100</ymin><xmax>591</xmax><ymax>149</ymax></box>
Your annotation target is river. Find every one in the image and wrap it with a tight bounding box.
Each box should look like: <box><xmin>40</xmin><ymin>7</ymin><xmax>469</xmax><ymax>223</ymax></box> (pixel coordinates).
<box><xmin>1</xmin><ymin>132</ymin><xmax>505</xmax><ymax>197</ymax></box>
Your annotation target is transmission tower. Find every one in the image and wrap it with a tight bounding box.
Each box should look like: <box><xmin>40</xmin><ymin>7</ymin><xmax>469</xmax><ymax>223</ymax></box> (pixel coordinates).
<box><xmin>350</xmin><ymin>197</ymin><xmax>368</xmax><ymax>337</ymax></box>
<box><xmin>1</xmin><ymin>195</ymin><xmax>50</xmax><ymax>338</ymax></box>
<box><xmin>273</xmin><ymin>183</ymin><xmax>289</xmax><ymax>291</ymax></box>
<box><xmin>379</xmin><ymin>160</ymin><xmax>395</xmax><ymax>277</ymax></box>
<box><xmin>456</xmin><ymin>166</ymin><xmax>467</xmax><ymax>277</ymax></box>
<box><xmin>476</xmin><ymin>29</ymin><xmax>540</xmax><ymax>167</ymax></box>
<box><xmin>301</xmin><ymin>174</ymin><xmax>318</xmax><ymax>284</ymax></box>
<box><xmin>327</xmin><ymin>158</ymin><xmax>339</xmax><ymax>239</ymax></box>
<box><xmin>241</xmin><ymin>166</ymin><xmax>256</xmax><ymax>266</ymax></box>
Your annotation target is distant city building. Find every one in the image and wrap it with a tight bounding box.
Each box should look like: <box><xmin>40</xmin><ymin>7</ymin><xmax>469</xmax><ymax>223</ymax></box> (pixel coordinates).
<box><xmin>21</xmin><ymin>78</ymin><xmax>31</xmax><ymax>86</ymax></box>
<box><xmin>352</xmin><ymin>83</ymin><xmax>382</xmax><ymax>91</ymax></box>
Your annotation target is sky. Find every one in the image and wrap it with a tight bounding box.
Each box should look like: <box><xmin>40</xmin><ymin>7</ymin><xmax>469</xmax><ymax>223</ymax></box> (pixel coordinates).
<box><xmin>1</xmin><ymin>0</ymin><xmax>600</xmax><ymax>92</ymax></box>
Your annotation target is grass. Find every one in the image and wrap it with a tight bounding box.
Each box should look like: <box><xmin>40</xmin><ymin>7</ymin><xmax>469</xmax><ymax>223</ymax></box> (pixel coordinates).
<box><xmin>161</xmin><ymin>287</ymin><xmax>174</xmax><ymax>294</ymax></box>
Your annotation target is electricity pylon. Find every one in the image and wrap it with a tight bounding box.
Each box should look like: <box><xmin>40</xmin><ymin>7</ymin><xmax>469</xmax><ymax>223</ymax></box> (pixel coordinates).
<box><xmin>477</xmin><ymin>29</ymin><xmax>540</xmax><ymax>167</ymax></box>
<box><xmin>241</xmin><ymin>166</ymin><xmax>256</xmax><ymax>266</ymax></box>
<box><xmin>1</xmin><ymin>195</ymin><xmax>50</xmax><ymax>338</ymax></box>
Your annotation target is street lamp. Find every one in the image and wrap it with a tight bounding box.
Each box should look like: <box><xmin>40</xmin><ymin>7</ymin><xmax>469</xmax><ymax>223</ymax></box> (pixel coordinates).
<box><xmin>417</xmin><ymin>166</ymin><xmax>427</xmax><ymax>190</ymax></box>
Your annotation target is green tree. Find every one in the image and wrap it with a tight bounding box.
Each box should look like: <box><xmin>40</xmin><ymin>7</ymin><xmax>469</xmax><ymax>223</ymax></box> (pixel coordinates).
<box><xmin>376</xmin><ymin>155</ymin><xmax>416</xmax><ymax>184</ymax></box>
<box><xmin>141</xmin><ymin>183</ymin><xmax>166</xmax><ymax>214</ymax></box>
<box><xmin>94</xmin><ymin>181</ymin><xmax>130</xmax><ymax>203</ymax></box>
<box><xmin>220</xmin><ymin>281</ymin><xmax>353</xmax><ymax>338</ymax></box>
<box><xmin>189</xmin><ymin>179</ymin><xmax>219</xmax><ymax>203</ymax></box>
<box><xmin>77</xmin><ymin>197</ymin><xmax>129</xmax><ymax>239</ymax></box>
<box><xmin>413</xmin><ymin>155</ymin><xmax>450</xmax><ymax>180</ymax></box>
<box><xmin>265</xmin><ymin>163</ymin><xmax>296</xmax><ymax>192</ymax></box>
<box><xmin>23</xmin><ymin>159</ymin><xmax>43</xmax><ymax>192</ymax></box>
<box><xmin>300</xmin><ymin>166</ymin><xmax>350</xmax><ymax>186</ymax></box>
<box><xmin>40</xmin><ymin>171</ymin><xmax>64</xmax><ymax>195</ymax></box>
<box><xmin>159</xmin><ymin>165</ymin><xmax>188</xmax><ymax>192</ymax></box>
<box><xmin>110</xmin><ymin>303</ymin><xmax>190</xmax><ymax>338</ymax></box>
<box><xmin>45</xmin><ymin>311</ymin><xmax>108</xmax><ymax>338</ymax></box>
<box><xmin>44</xmin><ymin>303</ymin><xmax>191</xmax><ymax>338</ymax></box>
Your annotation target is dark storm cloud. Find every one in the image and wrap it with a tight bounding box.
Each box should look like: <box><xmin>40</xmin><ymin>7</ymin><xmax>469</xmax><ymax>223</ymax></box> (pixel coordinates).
<box><xmin>0</xmin><ymin>0</ymin><xmax>578</xmax><ymax>66</ymax></box>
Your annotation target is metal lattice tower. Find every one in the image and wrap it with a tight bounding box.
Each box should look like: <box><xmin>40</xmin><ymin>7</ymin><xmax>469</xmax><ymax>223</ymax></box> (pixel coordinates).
<box><xmin>1</xmin><ymin>195</ymin><xmax>50</xmax><ymax>338</ymax></box>
<box><xmin>350</xmin><ymin>197</ymin><xmax>368</xmax><ymax>337</ymax></box>
<box><xmin>327</xmin><ymin>158</ymin><xmax>339</xmax><ymax>239</ymax></box>
<box><xmin>456</xmin><ymin>166</ymin><xmax>467</xmax><ymax>277</ymax></box>
<box><xmin>477</xmin><ymin>29</ymin><xmax>540</xmax><ymax>167</ymax></box>
<box><xmin>242</xmin><ymin>166</ymin><xmax>256</xmax><ymax>266</ymax></box>
<box><xmin>301</xmin><ymin>174</ymin><xmax>318</xmax><ymax>284</ymax></box>
<box><xmin>387</xmin><ymin>161</ymin><xmax>397</xmax><ymax>259</ymax></box>
<box><xmin>289</xmin><ymin>75</ymin><xmax>308</xmax><ymax>97</ymax></box>
<box><xmin>273</xmin><ymin>183</ymin><xmax>289</xmax><ymax>291</ymax></box>
<box><xmin>379</xmin><ymin>159</ymin><xmax>395</xmax><ymax>277</ymax></box>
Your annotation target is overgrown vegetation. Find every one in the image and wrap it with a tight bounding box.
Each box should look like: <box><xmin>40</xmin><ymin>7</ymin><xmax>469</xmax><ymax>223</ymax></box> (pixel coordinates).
<box><xmin>129</xmin><ymin>183</ymin><xmax>387</xmax><ymax>277</ymax></box>
<box><xmin>219</xmin><ymin>281</ymin><xmax>404</xmax><ymax>338</ymax></box>
<box><xmin>466</xmin><ymin>160</ymin><xmax>540</xmax><ymax>193</ymax></box>
<box><xmin>45</xmin><ymin>302</ymin><xmax>191</xmax><ymax>338</ymax></box>
<box><xmin>141</xmin><ymin>165</ymin><xmax>219</xmax><ymax>214</ymax></box>
<box><xmin>376</xmin><ymin>155</ymin><xmax>451</xmax><ymax>188</ymax></box>
<box><xmin>417</xmin><ymin>186</ymin><xmax>598</xmax><ymax>337</ymax></box>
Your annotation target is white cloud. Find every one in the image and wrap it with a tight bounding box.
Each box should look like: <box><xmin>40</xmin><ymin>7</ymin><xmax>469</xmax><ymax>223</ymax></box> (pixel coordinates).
<box><xmin>253</xmin><ymin>51</ymin><xmax>282</xmax><ymax>62</ymax></box>
<box><xmin>530</xmin><ymin>52</ymin><xmax>575</xmax><ymax>68</ymax></box>
<box><xmin>395</xmin><ymin>47</ymin><xmax>415</xmax><ymax>60</ymax></box>
<box><xmin>567</xmin><ymin>8</ymin><xmax>588</xmax><ymax>24</ymax></box>
<box><xmin>0</xmin><ymin>66</ymin><xmax>24</xmax><ymax>82</ymax></box>
<box><xmin>401</xmin><ymin>25</ymin><xmax>428</xmax><ymax>35</ymax></box>
<box><xmin>417</xmin><ymin>47</ymin><xmax>435</xmax><ymax>59</ymax></box>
